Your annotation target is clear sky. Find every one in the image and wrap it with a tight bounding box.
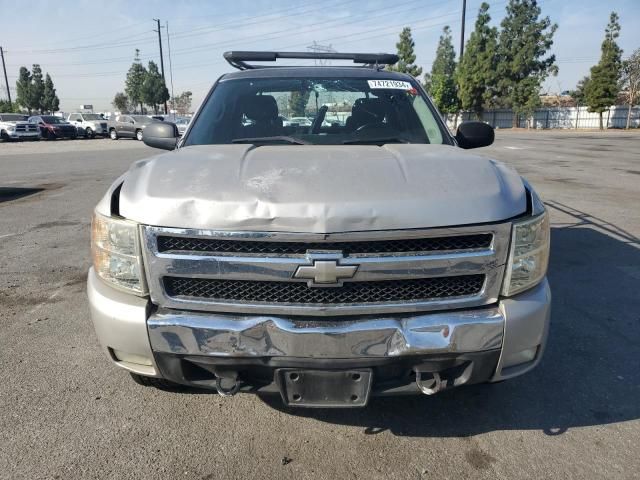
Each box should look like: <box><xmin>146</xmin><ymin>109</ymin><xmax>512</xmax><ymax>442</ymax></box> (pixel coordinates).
<box><xmin>1</xmin><ymin>0</ymin><xmax>639</xmax><ymax>112</ymax></box>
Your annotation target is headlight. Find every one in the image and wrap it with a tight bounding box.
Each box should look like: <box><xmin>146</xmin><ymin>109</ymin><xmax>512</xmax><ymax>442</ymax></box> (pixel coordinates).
<box><xmin>502</xmin><ymin>211</ymin><xmax>550</xmax><ymax>296</ymax></box>
<box><xmin>7</xmin><ymin>125</ymin><xmax>15</xmax><ymax>132</ymax></box>
<box><xmin>91</xmin><ymin>212</ymin><xmax>147</xmax><ymax>295</ymax></box>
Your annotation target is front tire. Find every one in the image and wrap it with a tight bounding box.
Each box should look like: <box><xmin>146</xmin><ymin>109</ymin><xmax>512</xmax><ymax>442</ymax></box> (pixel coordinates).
<box><xmin>135</xmin><ymin>129</ymin><xmax>143</xmax><ymax>141</ymax></box>
<box><xmin>109</xmin><ymin>129</ymin><xmax>118</xmax><ymax>140</ymax></box>
<box><xmin>85</xmin><ymin>127</ymin><xmax>95</xmax><ymax>139</ymax></box>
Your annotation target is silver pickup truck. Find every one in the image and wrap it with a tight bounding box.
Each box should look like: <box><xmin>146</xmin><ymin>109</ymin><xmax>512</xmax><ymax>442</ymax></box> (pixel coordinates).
<box><xmin>88</xmin><ymin>51</ymin><xmax>550</xmax><ymax>408</ymax></box>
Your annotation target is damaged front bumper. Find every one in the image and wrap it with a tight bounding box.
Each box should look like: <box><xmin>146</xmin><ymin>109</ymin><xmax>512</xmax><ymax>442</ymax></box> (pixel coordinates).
<box><xmin>88</xmin><ymin>267</ymin><xmax>550</xmax><ymax>403</ymax></box>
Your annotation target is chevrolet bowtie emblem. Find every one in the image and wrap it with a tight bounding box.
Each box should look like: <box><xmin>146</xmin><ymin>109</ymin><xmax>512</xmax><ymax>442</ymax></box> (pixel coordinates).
<box><xmin>294</xmin><ymin>258</ymin><xmax>358</xmax><ymax>287</ymax></box>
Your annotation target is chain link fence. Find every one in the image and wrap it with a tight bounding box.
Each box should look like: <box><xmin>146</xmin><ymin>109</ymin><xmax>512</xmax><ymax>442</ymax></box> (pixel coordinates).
<box><xmin>445</xmin><ymin>106</ymin><xmax>640</xmax><ymax>130</ymax></box>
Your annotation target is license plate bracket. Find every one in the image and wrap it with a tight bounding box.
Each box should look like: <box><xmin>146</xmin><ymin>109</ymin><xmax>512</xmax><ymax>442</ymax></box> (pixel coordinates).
<box><xmin>276</xmin><ymin>369</ymin><xmax>372</xmax><ymax>408</ymax></box>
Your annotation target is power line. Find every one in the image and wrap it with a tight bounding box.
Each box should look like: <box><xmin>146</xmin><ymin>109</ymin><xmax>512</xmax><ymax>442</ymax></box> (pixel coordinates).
<box><xmin>3</xmin><ymin>0</ymin><xmax>347</xmax><ymax>57</ymax></box>
<box><xmin>167</xmin><ymin>0</ymin><xmax>431</xmax><ymax>58</ymax></box>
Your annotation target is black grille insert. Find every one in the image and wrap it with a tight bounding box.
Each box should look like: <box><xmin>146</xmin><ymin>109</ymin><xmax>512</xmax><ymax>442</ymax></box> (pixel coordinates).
<box><xmin>157</xmin><ymin>234</ymin><xmax>492</xmax><ymax>256</ymax></box>
<box><xmin>163</xmin><ymin>275</ymin><xmax>485</xmax><ymax>305</ymax></box>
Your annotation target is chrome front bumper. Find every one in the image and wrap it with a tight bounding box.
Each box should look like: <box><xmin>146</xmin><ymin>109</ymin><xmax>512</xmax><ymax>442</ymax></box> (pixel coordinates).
<box><xmin>147</xmin><ymin>308</ymin><xmax>504</xmax><ymax>358</ymax></box>
<box><xmin>8</xmin><ymin>131</ymin><xmax>40</xmax><ymax>139</ymax></box>
<box><xmin>88</xmin><ymin>267</ymin><xmax>551</xmax><ymax>382</ymax></box>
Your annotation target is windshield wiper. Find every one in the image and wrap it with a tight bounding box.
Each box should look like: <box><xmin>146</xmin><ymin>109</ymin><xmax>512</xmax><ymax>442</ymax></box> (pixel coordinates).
<box><xmin>343</xmin><ymin>137</ymin><xmax>411</xmax><ymax>145</ymax></box>
<box><xmin>231</xmin><ymin>135</ymin><xmax>310</xmax><ymax>145</ymax></box>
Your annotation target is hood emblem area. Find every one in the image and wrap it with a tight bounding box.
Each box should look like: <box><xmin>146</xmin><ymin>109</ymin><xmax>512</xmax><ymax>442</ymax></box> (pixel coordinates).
<box><xmin>293</xmin><ymin>253</ymin><xmax>358</xmax><ymax>287</ymax></box>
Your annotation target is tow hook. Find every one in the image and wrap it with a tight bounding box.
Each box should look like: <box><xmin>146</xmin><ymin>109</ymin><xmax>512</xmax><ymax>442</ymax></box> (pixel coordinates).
<box><xmin>215</xmin><ymin>373</ymin><xmax>241</xmax><ymax>397</ymax></box>
<box><xmin>415</xmin><ymin>370</ymin><xmax>443</xmax><ymax>395</ymax></box>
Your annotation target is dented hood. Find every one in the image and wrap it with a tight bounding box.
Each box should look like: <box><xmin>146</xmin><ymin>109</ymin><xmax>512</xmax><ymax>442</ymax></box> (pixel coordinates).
<box><xmin>118</xmin><ymin>144</ymin><xmax>526</xmax><ymax>233</ymax></box>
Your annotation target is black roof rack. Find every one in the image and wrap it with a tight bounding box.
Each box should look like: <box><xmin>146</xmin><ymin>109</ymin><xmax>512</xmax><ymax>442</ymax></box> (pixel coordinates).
<box><xmin>223</xmin><ymin>51</ymin><xmax>399</xmax><ymax>70</ymax></box>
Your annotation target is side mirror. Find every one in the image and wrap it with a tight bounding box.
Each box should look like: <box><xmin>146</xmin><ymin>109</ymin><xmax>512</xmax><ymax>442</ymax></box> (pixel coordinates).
<box><xmin>455</xmin><ymin>121</ymin><xmax>494</xmax><ymax>149</ymax></box>
<box><xmin>143</xmin><ymin>122</ymin><xmax>178</xmax><ymax>150</ymax></box>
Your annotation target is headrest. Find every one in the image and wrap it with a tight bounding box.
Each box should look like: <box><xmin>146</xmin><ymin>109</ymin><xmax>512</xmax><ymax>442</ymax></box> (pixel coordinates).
<box><xmin>239</xmin><ymin>95</ymin><xmax>278</xmax><ymax>121</ymax></box>
<box><xmin>353</xmin><ymin>98</ymin><xmax>388</xmax><ymax>119</ymax></box>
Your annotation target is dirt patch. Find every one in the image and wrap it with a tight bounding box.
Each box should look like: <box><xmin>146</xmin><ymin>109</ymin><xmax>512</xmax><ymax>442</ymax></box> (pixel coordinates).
<box><xmin>0</xmin><ymin>289</ymin><xmax>64</xmax><ymax>309</ymax></box>
<box><xmin>32</xmin><ymin>220</ymin><xmax>84</xmax><ymax>230</ymax></box>
<box><xmin>465</xmin><ymin>448</ymin><xmax>497</xmax><ymax>470</ymax></box>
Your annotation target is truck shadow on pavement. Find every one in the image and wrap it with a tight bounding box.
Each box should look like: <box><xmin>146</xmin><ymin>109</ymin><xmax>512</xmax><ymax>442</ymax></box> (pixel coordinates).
<box><xmin>260</xmin><ymin>225</ymin><xmax>640</xmax><ymax>437</ymax></box>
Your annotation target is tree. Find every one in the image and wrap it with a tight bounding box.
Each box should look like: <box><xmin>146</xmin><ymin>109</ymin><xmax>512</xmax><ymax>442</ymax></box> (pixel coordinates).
<box><xmin>496</xmin><ymin>0</ymin><xmax>558</xmax><ymax>126</ymax></box>
<box><xmin>141</xmin><ymin>61</ymin><xmax>170</xmax><ymax>114</ymax></box>
<box><xmin>125</xmin><ymin>49</ymin><xmax>147</xmax><ymax>113</ymax></box>
<box><xmin>570</xmin><ymin>76</ymin><xmax>590</xmax><ymax>105</ymax></box>
<box><xmin>30</xmin><ymin>64</ymin><xmax>45</xmax><ymax>113</ymax></box>
<box><xmin>620</xmin><ymin>48</ymin><xmax>640</xmax><ymax>129</ymax></box>
<box><xmin>289</xmin><ymin>90</ymin><xmax>310</xmax><ymax>116</ymax></box>
<box><xmin>170</xmin><ymin>91</ymin><xmax>192</xmax><ymax>115</ymax></box>
<box><xmin>585</xmin><ymin>12</ymin><xmax>623</xmax><ymax>130</ymax></box>
<box><xmin>42</xmin><ymin>74</ymin><xmax>59</xmax><ymax>113</ymax></box>
<box><xmin>15</xmin><ymin>67</ymin><xmax>32</xmax><ymax>112</ymax></box>
<box><xmin>112</xmin><ymin>92</ymin><xmax>129</xmax><ymax>113</ymax></box>
<box><xmin>387</xmin><ymin>27</ymin><xmax>423</xmax><ymax>78</ymax></box>
<box><xmin>0</xmin><ymin>99</ymin><xmax>17</xmax><ymax>112</ymax></box>
<box><xmin>424</xmin><ymin>26</ymin><xmax>459</xmax><ymax>115</ymax></box>
<box><xmin>456</xmin><ymin>2</ymin><xmax>498</xmax><ymax>117</ymax></box>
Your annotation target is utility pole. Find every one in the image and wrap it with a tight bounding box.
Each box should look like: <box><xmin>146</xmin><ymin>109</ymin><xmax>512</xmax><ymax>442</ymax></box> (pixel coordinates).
<box><xmin>460</xmin><ymin>0</ymin><xmax>467</xmax><ymax>60</ymax></box>
<box><xmin>166</xmin><ymin>21</ymin><xmax>175</xmax><ymax>112</ymax></box>
<box><xmin>0</xmin><ymin>47</ymin><xmax>12</xmax><ymax>109</ymax></box>
<box><xmin>153</xmin><ymin>19</ymin><xmax>168</xmax><ymax>114</ymax></box>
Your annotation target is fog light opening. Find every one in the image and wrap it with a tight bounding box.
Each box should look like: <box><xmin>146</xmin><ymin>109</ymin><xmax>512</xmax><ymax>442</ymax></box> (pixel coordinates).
<box><xmin>111</xmin><ymin>349</ymin><xmax>153</xmax><ymax>367</ymax></box>
<box><xmin>502</xmin><ymin>346</ymin><xmax>539</xmax><ymax>369</ymax></box>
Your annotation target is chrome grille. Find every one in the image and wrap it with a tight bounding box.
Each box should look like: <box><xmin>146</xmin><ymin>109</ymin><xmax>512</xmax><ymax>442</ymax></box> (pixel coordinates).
<box><xmin>164</xmin><ymin>275</ymin><xmax>485</xmax><ymax>305</ymax></box>
<box><xmin>156</xmin><ymin>234</ymin><xmax>492</xmax><ymax>256</ymax></box>
<box><xmin>142</xmin><ymin>224</ymin><xmax>511</xmax><ymax>316</ymax></box>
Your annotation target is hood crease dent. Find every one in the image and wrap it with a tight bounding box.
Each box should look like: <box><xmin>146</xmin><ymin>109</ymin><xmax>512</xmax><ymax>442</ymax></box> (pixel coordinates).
<box><xmin>118</xmin><ymin>144</ymin><xmax>526</xmax><ymax>233</ymax></box>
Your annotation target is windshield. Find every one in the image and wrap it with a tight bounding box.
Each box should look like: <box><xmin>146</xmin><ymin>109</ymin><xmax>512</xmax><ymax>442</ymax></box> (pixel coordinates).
<box><xmin>82</xmin><ymin>114</ymin><xmax>103</xmax><ymax>120</ymax></box>
<box><xmin>184</xmin><ymin>77</ymin><xmax>447</xmax><ymax>146</ymax></box>
<box><xmin>0</xmin><ymin>114</ymin><xmax>27</xmax><ymax>122</ymax></box>
<box><xmin>131</xmin><ymin>115</ymin><xmax>153</xmax><ymax>124</ymax></box>
<box><xmin>41</xmin><ymin>116</ymin><xmax>65</xmax><ymax>124</ymax></box>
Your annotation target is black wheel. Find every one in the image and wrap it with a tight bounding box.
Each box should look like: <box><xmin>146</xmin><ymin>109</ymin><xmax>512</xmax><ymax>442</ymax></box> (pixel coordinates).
<box><xmin>129</xmin><ymin>373</ymin><xmax>186</xmax><ymax>391</ymax></box>
<box><xmin>135</xmin><ymin>129</ymin><xmax>143</xmax><ymax>141</ymax></box>
<box><xmin>109</xmin><ymin>128</ymin><xmax>118</xmax><ymax>140</ymax></box>
<box><xmin>85</xmin><ymin>127</ymin><xmax>95</xmax><ymax>139</ymax></box>
<box><xmin>0</xmin><ymin>131</ymin><xmax>10</xmax><ymax>142</ymax></box>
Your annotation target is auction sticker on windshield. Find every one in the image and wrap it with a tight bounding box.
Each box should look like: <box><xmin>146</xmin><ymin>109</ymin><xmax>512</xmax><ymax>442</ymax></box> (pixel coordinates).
<box><xmin>367</xmin><ymin>80</ymin><xmax>413</xmax><ymax>90</ymax></box>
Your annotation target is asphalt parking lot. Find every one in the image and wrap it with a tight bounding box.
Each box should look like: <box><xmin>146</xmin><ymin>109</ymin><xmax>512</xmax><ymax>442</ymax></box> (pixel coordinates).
<box><xmin>1</xmin><ymin>131</ymin><xmax>639</xmax><ymax>479</ymax></box>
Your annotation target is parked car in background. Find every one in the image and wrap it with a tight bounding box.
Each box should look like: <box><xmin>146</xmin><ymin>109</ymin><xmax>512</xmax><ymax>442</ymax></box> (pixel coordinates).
<box><xmin>29</xmin><ymin>115</ymin><xmax>78</xmax><ymax>140</ymax></box>
<box><xmin>0</xmin><ymin>113</ymin><xmax>40</xmax><ymax>141</ymax></box>
<box><xmin>109</xmin><ymin>115</ymin><xmax>158</xmax><ymax>141</ymax></box>
<box><xmin>284</xmin><ymin>116</ymin><xmax>312</xmax><ymax>127</ymax></box>
<box><xmin>174</xmin><ymin>117</ymin><xmax>190</xmax><ymax>136</ymax></box>
<box><xmin>67</xmin><ymin>113</ymin><xmax>109</xmax><ymax>138</ymax></box>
